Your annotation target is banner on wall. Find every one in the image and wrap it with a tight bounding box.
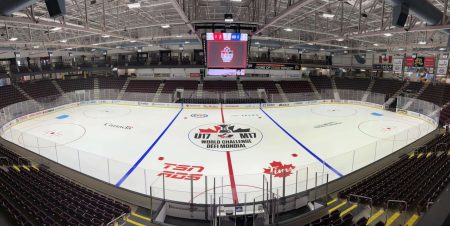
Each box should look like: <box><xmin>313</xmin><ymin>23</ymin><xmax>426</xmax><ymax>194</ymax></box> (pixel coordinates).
<box><xmin>437</xmin><ymin>59</ymin><xmax>449</xmax><ymax>75</ymax></box>
<box><xmin>372</xmin><ymin>64</ymin><xmax>393</xmax><ymax>71</ymax></box>
<box><xmin>393</xmin><ymin>58</ymin><xmax>403</xmax><ymax>73</ymax></box>
<box><xmin>405</xmin><ymin>57</ymin><xmax>414</xmax><ymax>67</ymax></box>
<box><xmin>413</xmin><ymin>57</ymin><xmax>425</xmax><ymax>67</ymax></box>
<box><xmin>378</xmin><ymin>55</ymin><xmax>392</xmax><ymax>64</ymax></box>
<box><xmin>247</xmin><ymin>63</ymin><xmax>301</xmax><ymax>70</ymax></box>
<box><xmin>424</xmin><ymin>57</ymin><xmax>436</xmax><ymax>68</ymax></box>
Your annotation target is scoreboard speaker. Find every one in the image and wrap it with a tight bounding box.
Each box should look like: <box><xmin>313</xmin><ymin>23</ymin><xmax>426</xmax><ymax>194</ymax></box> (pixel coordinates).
<box><xmin>392</xmin><ymin>2</ymin><xmax>409</xmax><ymax>28</ymax></box>
<box><xmin>45</xmin><ymin>0</ymin><xmax>66</xmax><ymax>18</ymax></box>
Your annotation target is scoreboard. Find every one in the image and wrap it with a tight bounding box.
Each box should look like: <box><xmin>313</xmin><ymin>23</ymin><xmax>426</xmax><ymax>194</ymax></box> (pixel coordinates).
<box><xmin>206</xmin><ymin>32</ymin><xmax>248</xmax><ymax>71</ymax></box>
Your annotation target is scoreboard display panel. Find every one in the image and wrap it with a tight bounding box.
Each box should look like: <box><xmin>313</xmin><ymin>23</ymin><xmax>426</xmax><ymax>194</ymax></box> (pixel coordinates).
<box><xmin>206</xmin><ymin>32</ymin><xmax>248</xmax><ymax>69</ymax></box>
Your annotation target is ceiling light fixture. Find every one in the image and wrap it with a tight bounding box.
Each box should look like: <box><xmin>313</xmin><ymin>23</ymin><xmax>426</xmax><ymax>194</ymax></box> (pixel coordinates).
<box><xmin>418</xmin><ymin>41</ymin><xmax>427</xmax><ymax>45</ymax></box>
<box><xmin>322</xmin><ymin>13</ymin><xmax>335</xmax><ymax>18</ymax></box>
<box><xmin>50</xmin><ymin>27</ymin><xmax>62</xmax><ymax>31</ymax></box>
<box><xmin>129</xmin><ymin>40</ymin><xmax>137</xmax><ymax>43</ymax></box>
<box><xmin>60</xmin><ymin>39</ymin><xmax>67</xmax><ymax>43</ymax></box>
<box><xmin>161</xmin><ymin>24</ymin><xmax>170</xmax><ymax>28</ymax></box>
<box><xmin>336</xmin><ymin>38</ymin><xmax>344</xmax><ymax>42</ymax></box>
<box><xmin>439</xmin><ymin>47</ymin><xmax>446</xmax><ymax>51</ymax></box>
<box><xmin>284</xmin><ymin>28</ymin><xmax>293</xmax><ymax>32</ymax></box>
<box><xmin>101</xmin><ymin>35</ymin><xmax>110</xmax><ymax>38</ymax></box>
<box><xmin>127</xmin><ymin>2</ymin><xmax>140</xmax><ymax>9</ymax></box>
<box><xmin>8</xmin><ymin>37</ymin><xmax>18</xmax><ymax>41</ymax></box>
<box><xmin>384</xmin><ymin>33</ymin><xmax>393</xmax><ymax>37</ymax></box>
<box><xmin>373</xmin><ymin>43</ymin><xmax>379</xmax><ymax>46</ymax></box>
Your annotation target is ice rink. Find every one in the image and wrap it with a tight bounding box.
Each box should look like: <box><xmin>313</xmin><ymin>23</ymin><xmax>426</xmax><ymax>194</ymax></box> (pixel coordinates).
<box><xmin>1</xmin><ymin>102</ymin><xmax>436</xmax><ymax>204</ymax></box>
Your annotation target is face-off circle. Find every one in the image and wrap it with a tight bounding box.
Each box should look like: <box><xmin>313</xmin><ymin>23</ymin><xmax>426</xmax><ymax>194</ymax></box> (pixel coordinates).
<box><xmin>83</xmin><ymin>107</ymin><xmax>131</xmax><ymax>119</ymax></box>
<box><xmin>188</xmin><ymin>123</ymin><xmax>263</xmax><ymax>152</ymax></box>
<box><xmin>310</xmin><ymin>105</ymin><xmax>357</xmax><ymax>117</ymax></box>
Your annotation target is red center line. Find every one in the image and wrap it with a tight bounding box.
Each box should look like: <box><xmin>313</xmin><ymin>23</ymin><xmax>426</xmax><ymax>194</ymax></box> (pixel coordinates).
<box><xmin>220</xmin><ymin>104</ymin><xmax>225</xmax><ymax>123</ymax></box>
<box><xmin>220</xmin><ymin>104</ymin><xmax>239</xmax><ymax>205</ymax></box>
<box><xmin>226</xmin><ymin>151</ymin><xmax>239</xmax><ymax>205</ymax></box>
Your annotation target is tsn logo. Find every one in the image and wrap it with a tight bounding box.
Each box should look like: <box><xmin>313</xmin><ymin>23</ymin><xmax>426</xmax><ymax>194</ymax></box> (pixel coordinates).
<box><xmin>157</xmin><ymin>163</ymin><xmax>205</xmax><ymax>181</ymax></box>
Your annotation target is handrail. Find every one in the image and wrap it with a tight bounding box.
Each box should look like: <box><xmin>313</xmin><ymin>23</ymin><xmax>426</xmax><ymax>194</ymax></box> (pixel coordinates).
<box><xmin>0</xmin><ymin>157</ymin><xmax>9</xmax><ymax>166</ymax></box>
<box><xmin>386</xmin><ymin>200</ymin><xmax>408</xmax><ymax>225</ymax></box>
<box><xmin>106</xmin><ymin>212</ymin><xmax>128</xmax><ymax>226</ymax></box>
<box><xmin>348</xmin><ymin>194</ymin><xmax>373</xmax><ymax>216</ymax></box>
<box><xmin>434</xmin><ymin>143</ymin><xmax>448</xmax><ymax>153</ymax></box>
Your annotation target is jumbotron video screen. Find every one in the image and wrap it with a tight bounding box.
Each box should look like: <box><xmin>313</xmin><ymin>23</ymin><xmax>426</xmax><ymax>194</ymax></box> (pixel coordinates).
<box><xmin>206</xmin><ymin>32</ymin><xmax>248</xmax><ymax>70</ymax></box>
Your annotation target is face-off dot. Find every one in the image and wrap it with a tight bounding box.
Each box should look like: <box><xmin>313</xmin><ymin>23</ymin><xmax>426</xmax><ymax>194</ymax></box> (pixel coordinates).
<box><xmin>292</xmin><ymin>153</ymin><xmax>298</xmax><ymax>157</ymax></box>
<box><xmin>158</xmin><ymin>157</ymin><xmax>164</xmax><ymax>161</ymax></box>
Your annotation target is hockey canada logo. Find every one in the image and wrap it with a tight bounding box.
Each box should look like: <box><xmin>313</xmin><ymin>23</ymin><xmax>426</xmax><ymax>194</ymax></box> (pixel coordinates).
<box><xmin>190</xmin><ymin>114</ymin><xmax>208</xmax><ymax>118</ymax></box>
<box><xmin>189</xmin><ymin>123</ymin><xmax>263</xmax><ymax>152</ymax></box>
<box><xmin>263</xmin><ymin>161</ymin><xmax>296</xmax><ymax>178</ymax></box>
<box><xmin>221</xmin><ymin>46</ymin><xmax>234</xmax><ymax>63</ymax></box>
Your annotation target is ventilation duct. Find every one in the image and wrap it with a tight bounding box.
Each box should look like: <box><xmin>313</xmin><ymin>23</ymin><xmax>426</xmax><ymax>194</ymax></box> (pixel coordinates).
<box><xmin>390</xmin><ymin>0</ymin><xmax>450</xmax><ymax>45</ymax></box>
<box><xmin>0</xmin><ymin>0</ymin><xmax>37</xmax><ymax>16</ymax></box>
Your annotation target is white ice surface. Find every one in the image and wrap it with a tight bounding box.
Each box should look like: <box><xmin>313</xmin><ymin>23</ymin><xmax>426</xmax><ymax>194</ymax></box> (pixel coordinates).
<box><xmin>1</xmin><ymin>103</ymin><xmax>435</xmax><ymax>204</ymax></box>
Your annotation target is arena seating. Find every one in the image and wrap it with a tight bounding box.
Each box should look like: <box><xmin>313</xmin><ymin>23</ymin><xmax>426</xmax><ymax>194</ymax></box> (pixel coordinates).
<box><xmin>57</xmin><ymin>78</ymin><xmax>95</xmax><ymax>92</ymax></box>
<box><xmin>161</xmin><ymin>80</ymin><xmax>199</xmax><ymax>93</ymax></box>
<box><xmin>417</xmin><ymin>84</ymin><xmax>447</xmax><ymax>106</ymax></box>
<box><xmin>41</xmin><ymin>64</ymin><xmax>52</xmax><ymax>72</ymax></box>
<box><xmin>18</xmin><ymin>66</ymin><xmax>31</xmax><ymax>74</ymax></box>
<box><xmin>334</xmin><ymin>77</ymin><xmax>370</xmax><ymax>91</ymax></box>
<box><xmin>177</xmin><ymin>97</ymin><xmax>264</xmax><ymax>104</ymax></box>
<box><xmin>0</xmin><ymin>85</ymin><xmax>27</xmax><ymax>109</ymax></box>
<box><xmin>302</xmin><ymin>210</ymin><xmax>368</xmax><ymax>226</ymax></box>
<box><xmin>310</xmin><ymin>76</ymin><xmax>332</xmax><ymax>91</ymax></box>
<box><xmin>371</xmin><ymin>79</ymin><xmax>404</xmax><ymax>97</ymax></box>
<box><xmin>203</xmin><ymin>80</ymin><xmax>237</xmax><ymax>91</ymax></box>
<box><xmin>19</xmin><ymin>80</ymin><xmax>60</xmax><ymax>99</ymax></box>
<box><xmin>403</xmin><ymin>81</ymin><xmax>423</xmax><ymax>95</ymax></box>
<box><xmin>9</xmin><ymin>66</ymin><xmax>20</xmax><ymax>74</ymax></box>
<box><xmin>241</xmin><ymin>80</ymin><xmax>279</xmax><ymax>94</ymax></box>
<box><xmin>126</xmin><ymin>80</ymin><xmax>161</xmax><ymax>93</ymax></box>
<box><xmin>338</xmin><ymin>134</ymin><xmax>450</xmax><ymax>211</ymax></box>
<box><xmin>0</xmin><ymin>66</ymin><xmax>7</xmax><ymax>74</ymax></box>
<box><xmin>439</xmin><ymin>106</ymin><xmax>450</xmax><ymax>125</ymax></box>
<box><xmin>98</xmin><ymin>77</ymin><xmax>126</xmax><ymax>90</ymax></box>
<box><xmin>29</xmin><ymin>64</ymin><xmax>41</xmax><ymax>73</ymax></box>
<box><xmin>0</xmin><ymin>146</ymin><xmax>29</xmax><ymax>166</ymax></box>
<box><xmin>0</xmin><ymin>145</ymin><xmax>130</xmax><ymax>226</ymax></box>
<box><xmin>278</xmin><ymin>80</ymin><xmax>313</xmax><ymax>93</ymax></box>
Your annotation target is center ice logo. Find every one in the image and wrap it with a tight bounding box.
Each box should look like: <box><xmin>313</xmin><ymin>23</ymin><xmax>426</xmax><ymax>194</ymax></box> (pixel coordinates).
<box><xmin>220</xmin><ymin>46</ymin><xmax>233</xmax><ymax>63</ymax></box>
<box><xmin>189</xmin><ymin>123</ymin><xmax>263</xmax><ymax>152</ymax></box>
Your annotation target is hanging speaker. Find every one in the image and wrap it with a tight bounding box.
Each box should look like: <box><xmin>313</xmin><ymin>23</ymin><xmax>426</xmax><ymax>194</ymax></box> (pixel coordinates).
<box><xmin>392</xmin><ymin>2</ymin><xmax>409</xmax><ymax>28</ymax></box>
<box><xmin>45</xmin><ymin>0</ymin><xmax>66</xmax><ymax>18</ymax></box>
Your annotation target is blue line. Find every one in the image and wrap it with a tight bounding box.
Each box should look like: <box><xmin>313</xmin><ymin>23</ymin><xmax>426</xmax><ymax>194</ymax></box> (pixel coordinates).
<box><xmin>260</xmin><ymin>108</ymin><xmax>343</xmax><ymax>177</ymax></box>
<box><xmin>116</xmin><ymin>108</ymin><xmax>184</xmax><ymax>187</ymax></box>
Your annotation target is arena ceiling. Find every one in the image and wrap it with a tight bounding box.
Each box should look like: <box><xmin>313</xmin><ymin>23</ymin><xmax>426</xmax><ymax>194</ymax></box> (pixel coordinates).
<box><xmin>0</xmin><ymin>0</ymin><xmax>450</xmax><ymax>54</ymax></box>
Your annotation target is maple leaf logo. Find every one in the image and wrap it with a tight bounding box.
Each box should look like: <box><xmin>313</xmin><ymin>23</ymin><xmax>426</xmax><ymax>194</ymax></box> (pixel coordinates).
<box><xmin>263</xmin><ymin>161</ymin><xmax>296</xmax><ymax>178</ymax></box>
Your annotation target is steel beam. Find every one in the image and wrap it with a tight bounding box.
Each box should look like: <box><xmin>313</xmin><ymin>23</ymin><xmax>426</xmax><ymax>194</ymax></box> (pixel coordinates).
<box><xmin>255</xmin><ymin>0</ymin><xmax>316</xmax><ymax>35</ymax></box>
